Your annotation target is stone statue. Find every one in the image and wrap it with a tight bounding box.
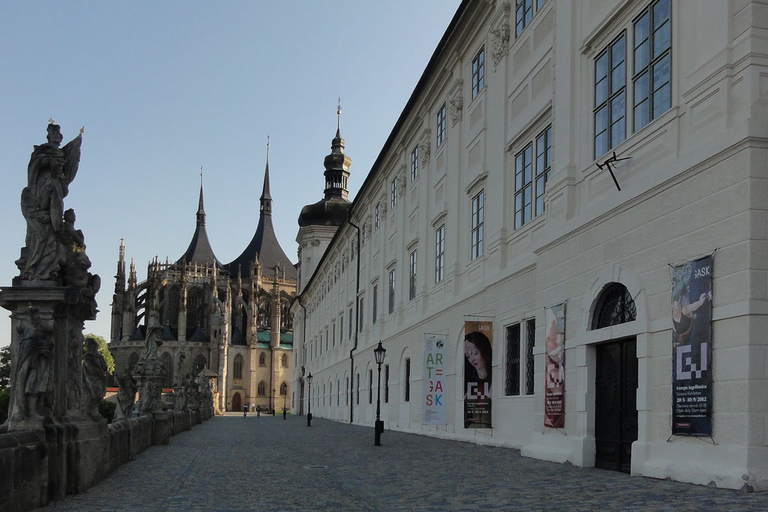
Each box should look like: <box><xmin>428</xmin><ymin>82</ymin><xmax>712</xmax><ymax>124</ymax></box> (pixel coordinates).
<box><xmin>17</xmin><ymin>123</ymin><xmax>83</xmax><ymax>282</ymax></box>
<box><xmin>174</xmin><ymin>352</ymin><xmax>186</xmax><ymax>387</ymax></box>
<box><xmin>10</xmin><ymin>308</ymin><xmax>54</xmax><ymax>423</ymax></box>
<box><xmin>114</xmin><ymin>368</ymin><xmax>137</xmax><ymax>420</ymax></box>
<box><xmin>81</xmin><ymin>337</ymin><xmax>107</xmax><ymax>421</ymax></box>
<box><xmin>137</xmin><ymin>380</ymin><xmax>155</xmax><ymax>415</ymax></box>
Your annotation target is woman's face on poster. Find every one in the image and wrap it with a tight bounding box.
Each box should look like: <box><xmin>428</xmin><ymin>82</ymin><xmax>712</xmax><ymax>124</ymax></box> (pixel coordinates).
<box><xmin>464</xmin><ymin>340</ymin><xmax>487</xmax><ymax>373</ymax></box>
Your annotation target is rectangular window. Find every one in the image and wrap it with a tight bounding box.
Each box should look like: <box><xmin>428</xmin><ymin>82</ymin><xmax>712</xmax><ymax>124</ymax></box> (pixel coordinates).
<box><xmin>409</xmin><ymin>250</ymin><xmax>417</xmax><ymax>301</ymax></box>
<box><xmin>515</xmin><ymin>0</ymin><xmax>533</xmax><ymax>37</ymax></box>
<box><xmin>358</xmin><ymin>297</ymin><xmax>364</xmax><ymax>332</ymax></box>
<box><xmin>332</xmin><ymin>323</ymin><xmax>336</xmax><ymax>347</ymax></box>
<box><xmin>390</xmin><ymin>177</ymin><xmax>398</xmax><ymax>208</ymax></box>
<box><xmin>471</xmin><ymin>190</ymin><xmax>484</xmax><ymax>260</ymax></box>
<box><xmin>346</xmin><ymin>376</ymin><xmax>349</xmax><ymax>405</ymax></box>
<box><xmin>340</xmin><ymin>315</ymin><xmax>343</xmax><ymax>344</ymax></box>
<box><xmin>374</xmin><ymin>202</ymin><xmax>380</xmax><ymax>228</ymax></box>
<box><xmin>410</xmin><ymin>145</ymin><xmax>419</xmax><ymax>181</ymax></box>
<box><xmin>594</xmin><ymin>33</ymin><xmax>627</xmax><ymax>158</ymax></box>
<box><xmin>404</xmin><ymin>358</ymin><xmax>411</xmax><ymax>402</ymax></box>
<box><xmin>388</xmin><ymin>268</ymin><xmax>396</xmax><ymax>314</ymax></box>
<box><xmin>350</xmin><ymin>239</ymin><xmax>355</xmax><ymax>260</ymax></box>
<box><xmin>525</xmin><ymin>319</ymin><xmax>536</xmax><ymax>395</ymax></box>
<box><xmin>356</xmin><ymin>374</ymin><xmax>360</xmax><ymax>405</ymax></box>
<box><xmin>372</xmin><ymin>284</ymin><xmax>378</xmax><ymax>324</ymax></box>
<box><xmin>384</xmin><ymin>364</ymin><xmax>390</xmax><ymax>403</ymax></box>
<box><xmin>633</xmin><ymin>0</ymin><xmax>671</xmax><ymax>132</ymax></box>
<box><xmin>369</xmin><ymin>369</ymin><xmax>373</xmax><ymax>404</ymax></box>
<box><xmin>436</xmin><ymin>103</ymin><xmax>446</xmax><ymax>148</ymax></box>
<box><xmin>349</xmin><ymin>307</ymin><xmax>353</xmax><ymax>338</ymax></box>
<box><xmin>514</xmin><ymin>143</ymin><xmax>533</xmax><ymax>229</ymax></box>
<box><xmin>534</xmin><ymin>125</ymin><xmax>552</xmax><ymax>217</ymax></box>
<box><xmin>515</xmin><ymin>125</ymin><xmax>551</xmax><ymax>229</ymax></box>
<box><xmin>435</xmin><ymin>224</ymin><xmax>445</xmax><ymax>283</ymax></box>
<box><xmin>505</xmin><ymin>324</ymin><xmax>521</xmax><ymax>396</ymax></box>
<box><xmin>471</xmin><ymin>46</ymin><xmax>485</xmax><ymax>99</ymax></box>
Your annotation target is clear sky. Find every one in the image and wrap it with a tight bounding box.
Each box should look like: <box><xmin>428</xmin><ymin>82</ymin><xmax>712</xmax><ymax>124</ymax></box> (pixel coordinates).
<box><xmin>0</xmin><ymin>1</ymin><xmax>462</xmax><ymax>348</ymax></box>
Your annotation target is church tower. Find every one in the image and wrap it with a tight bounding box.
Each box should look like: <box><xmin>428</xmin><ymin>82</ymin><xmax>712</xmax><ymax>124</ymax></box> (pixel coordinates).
<box><xmin>297</xmin><ymin>105</ymin><xmax>353</xmax><ymax>293</ymax></box>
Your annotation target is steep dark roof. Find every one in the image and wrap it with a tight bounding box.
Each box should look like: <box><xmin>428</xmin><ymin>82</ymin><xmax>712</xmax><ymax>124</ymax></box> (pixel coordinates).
<box><xmin>177</xmin><ymin>183</ymin><xmax>222</xmax><ymax>267</ymax></box>
<box><xmin>227</xmin><ymin>160</ymin><xmax>297</xmax><ymax>281</ymax></box>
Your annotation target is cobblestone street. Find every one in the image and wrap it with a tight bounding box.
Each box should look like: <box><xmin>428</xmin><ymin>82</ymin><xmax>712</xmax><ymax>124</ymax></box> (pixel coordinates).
<box><xmin>45</xmin><ymin>414</ymin><xmax>768</xmax><ymax>511</ymax></box>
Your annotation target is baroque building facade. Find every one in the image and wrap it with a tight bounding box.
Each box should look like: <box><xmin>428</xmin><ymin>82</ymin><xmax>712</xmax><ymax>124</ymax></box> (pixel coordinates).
<box><xmin>109</xmin><ymin>157</ymin><xmax>296</xmax><ymax>413</ymax></box>
<box><xmin>291</xmin><ymin>0</ymin><xmax>768</xmax><ymax>490</ymax></box>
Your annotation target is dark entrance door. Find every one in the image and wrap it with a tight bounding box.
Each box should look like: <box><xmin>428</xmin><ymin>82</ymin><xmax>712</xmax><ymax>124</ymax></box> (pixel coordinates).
<box><xmin>232</xmin><ymin>392</ymin><xmax>242</xmax><ymax>412</ymax></box>
<box><xmin>595</xmin><ymin>338</ymin><xmax>638</xmax><ymax>473</ymax></box>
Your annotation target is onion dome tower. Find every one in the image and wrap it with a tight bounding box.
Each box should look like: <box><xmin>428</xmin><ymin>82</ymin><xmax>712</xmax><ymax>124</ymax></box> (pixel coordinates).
<box><xmin>296</xmin><ymin>103</ymin><xmax>353</xmax><ymax>292</ymax></box>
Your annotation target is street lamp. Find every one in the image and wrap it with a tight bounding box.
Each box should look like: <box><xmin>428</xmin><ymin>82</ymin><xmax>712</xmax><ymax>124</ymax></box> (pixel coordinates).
<box><xmin>306</xmin><ymin>373</ymin><xmax>313</xmax><ymax>427</ymax></box>
<box><xmin>374</xmin><ymin>341</ymin><xmax>386</xmax><ymax>446</ymax></box>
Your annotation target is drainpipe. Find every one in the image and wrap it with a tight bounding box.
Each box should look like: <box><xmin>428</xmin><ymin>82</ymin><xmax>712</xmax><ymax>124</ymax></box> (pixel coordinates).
<box><xmin>347</xmin><ymin>213</ymin><xmax>361</xmax><ymax>424</ymax></box>
<box><xmin>297</xmin><ymin>296</ymin><xmax>307</xmax><ymax>416</ymax></box>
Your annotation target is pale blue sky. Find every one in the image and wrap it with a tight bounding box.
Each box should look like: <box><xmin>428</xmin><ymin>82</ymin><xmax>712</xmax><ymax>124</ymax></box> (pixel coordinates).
<box><xmin>0</xmin><ymin>1</ymin><xmax>462</xmax><ymax>347</ymax></box>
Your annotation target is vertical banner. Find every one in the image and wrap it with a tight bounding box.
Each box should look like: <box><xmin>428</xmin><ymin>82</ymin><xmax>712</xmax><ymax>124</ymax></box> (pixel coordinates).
<box><xmin>423</xmin><ymin>335</ymin><xmax>446</xmax><ymax>425</ymax></box>
<box><xmin>672</xmin><ymin>255</ymin><xmax>713</xmax><ymax>435</ymax></box>
<box><xmin>464</xmin><ymin>320</ymin><xmax>493</xmax><ymax>428</ymax></box>
<box><xmin>544</xmin><ymin>303</ymin><xmax>566</xmax><ymax>428</ymax></box>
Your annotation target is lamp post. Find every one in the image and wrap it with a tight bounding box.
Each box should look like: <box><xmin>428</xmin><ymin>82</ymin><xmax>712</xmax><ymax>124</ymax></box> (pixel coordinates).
<box><xmin>374</xmin><ymin>341</ymin><xmax>386</xmax><ymax>446</ymax></box>
<box><xmin>272</xmin><ymin>389</ymin><xmax>276</xmax><ymax>416</ymax></box>
<box><xmin>306</xmin><ymin>373</ymin><xmax>313</xmax><ymax>427</ymax></box>
<box><xmin>283</xmin><ymin>392</ymin><xmax>287</xmax><ymax>419</ymax></box>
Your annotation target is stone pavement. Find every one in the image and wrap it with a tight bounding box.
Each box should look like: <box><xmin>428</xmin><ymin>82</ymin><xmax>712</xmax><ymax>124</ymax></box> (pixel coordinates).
<box><xmin>45</xmin><ymin>414</ymin><xmax>768</xmax><ymax>512</ymax></box>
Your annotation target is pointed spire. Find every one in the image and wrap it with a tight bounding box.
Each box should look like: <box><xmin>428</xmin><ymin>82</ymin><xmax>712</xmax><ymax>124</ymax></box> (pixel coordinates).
<box><xmin>260</xmin><ymin>136</ymin><xmax>272</xmax><ymax>217</ymax></box>
<box><xmin>128</xmin><ymin>258</ymin><xmax>137</xmax><ymax>291</ymax></box>
<box><xmin>197</xmin><ymin>167</ymin><xmax>206</xmax><ymax>227</ymax></box>
<box><xmin>324</xmin><ymin>101</ymin><xmax>352</xmax><ymax>201</ymax></box>
<box><xmin>115</xmin><ymin>238</ymin><xmax>126</xmax><ymax>293</ymax></box>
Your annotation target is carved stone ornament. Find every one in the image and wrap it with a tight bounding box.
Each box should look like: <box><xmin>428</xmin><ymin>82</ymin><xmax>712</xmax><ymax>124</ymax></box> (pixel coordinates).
<box><xmin>491</xmin><ymin>23</ymin><xmax>511</xmax><ymax>68</ymax></box>
<box><xmin>419</xmin><ymin>131</ymin><xmax>432</xmax><ymax>168</ymax></box>
<box><xmin>449</xmin><ymin>89</ymin><xmax>464</xmax><ymax>127</ymax></box>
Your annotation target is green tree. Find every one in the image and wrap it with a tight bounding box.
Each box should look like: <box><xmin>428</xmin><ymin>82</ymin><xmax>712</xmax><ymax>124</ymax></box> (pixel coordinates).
<box><xmin>84</xmin><ymin>334</ymin><xmax>115</xmax><ymax>375</ymax></box>
<box><xmin>0</xmin><ymin>345</ymin><xmax>10</xmax><ymax>390</ymax></box>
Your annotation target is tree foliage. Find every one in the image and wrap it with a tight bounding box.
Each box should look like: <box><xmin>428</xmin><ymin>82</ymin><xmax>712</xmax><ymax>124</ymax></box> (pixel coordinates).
<box><xmin>0</xmin><ymin>345</ymin><xmax>10</xmax><ymax>390</ymax></box>
<box><xmin>85</xmin><ymin>334</ymin><xmax>115</xmax><ymax>375</ymax></box>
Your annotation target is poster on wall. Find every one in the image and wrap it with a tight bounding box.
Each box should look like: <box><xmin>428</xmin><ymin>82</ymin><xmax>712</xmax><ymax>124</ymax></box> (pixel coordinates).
<box><xmin>464</xmin><ymin>320</ymin><xmax>493</xmax><ymax>428</ymax></box>
<box><xmin>544</xmin><ymin>303</ymin><xmax>566</xmax><ymax>428</ymax></box>
<box><xmin>423</xmin><ymin>335</ymin><xmax>446</xmax><ymax>425</ymax></box>
<box><xmin>672</xmin><ymin>255</ymin><xmax>713</xmax><ymax>436</ymax></box>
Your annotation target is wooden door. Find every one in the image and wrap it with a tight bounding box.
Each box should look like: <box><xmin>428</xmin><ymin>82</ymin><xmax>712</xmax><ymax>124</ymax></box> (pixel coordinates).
<box><xmin>595</xmin><ymin>338</ymin><xmax>638</xmax><ymax>473</ymax></box>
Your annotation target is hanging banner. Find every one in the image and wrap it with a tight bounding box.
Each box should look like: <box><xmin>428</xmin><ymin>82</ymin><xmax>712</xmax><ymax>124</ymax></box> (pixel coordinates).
<box><xmin>672</xmin><ymin>255</ymin><xmax>713</xmax><ymax>435</ymax></box>
<box><xmin>544</xmin><ymin>303</ymin><xmax>566</xmax><ymax>428</ymax></box>
<box><xmin>423</xmin><ymin>335</ymin><xmax>446</xmax><ymax>425</ymax></box>
<box><xmin>463</xmin><ymin>320</ymin><xmax>492</xmax><ymax>428</ymax></box>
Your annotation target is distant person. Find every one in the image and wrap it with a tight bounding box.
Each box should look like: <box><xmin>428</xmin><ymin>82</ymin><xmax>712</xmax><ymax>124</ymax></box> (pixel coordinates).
<box><xmin>256</xmin><ymin>405</ymin><xmax>261</xmax><ymax>418</ymax></box>
<box><xmin>243</xmin><ymin>403</ymin><xmax>248</xmax><ymax>417</ymax></box>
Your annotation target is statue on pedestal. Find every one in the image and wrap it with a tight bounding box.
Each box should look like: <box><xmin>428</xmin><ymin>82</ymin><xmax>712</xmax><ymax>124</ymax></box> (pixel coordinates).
<box><xmin>17</xmin><ymin>122</ymin><xmax>83</xmax><ymax>282</ymax></box>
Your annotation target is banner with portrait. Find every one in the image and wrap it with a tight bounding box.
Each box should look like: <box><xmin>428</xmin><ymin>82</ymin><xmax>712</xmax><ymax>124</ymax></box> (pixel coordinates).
<box><xmin>463</xmin><ymin>320</ymin><xmax>492</xmax><ymax>428</ymax></box>
<box><xmin>423</xmin><ymin>335</ymin><xmax>446</xmax><ymax>425</ymax></box>
<box><xmin>672</xmin><ymin>255</ymin><xmax>713</xmax><ymax>436</ymax></box>
<box><xmin>544</xmin><ymin>303</ymin><xmax>566</xmax><ymax>428</ymax></box>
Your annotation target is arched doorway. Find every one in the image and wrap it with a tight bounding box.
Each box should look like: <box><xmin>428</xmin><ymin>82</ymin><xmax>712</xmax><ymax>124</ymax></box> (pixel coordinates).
<box><xmin>593</xmin><ymin>283</ymin><xmax>638</xmax><ymax>473</ymax></box>
<box><xmin>232</xmin><ymin>392</ymin><xmax>242</xmax><ymax>412</ymax></box>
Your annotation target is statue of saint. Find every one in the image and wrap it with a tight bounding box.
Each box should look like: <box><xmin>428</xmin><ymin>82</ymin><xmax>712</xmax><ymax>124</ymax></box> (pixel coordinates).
<box><xmin>17</xmin><ymin>123</ymin><xmax>84</xmax><ymax>282</ymax></box>
<box><xmin>81</xmin><ymin>337</ymin><xmax>107</xmax><ymax>421</ymax></box>
<box><xmin>114</xmin><ymin>368</ymin><xmax>138</xmax><ymax>420</ymax></box>
<box><xmin>11</xmin><ymin>308</ymin><xmax>54</xmax><ymax>422</ymax></box>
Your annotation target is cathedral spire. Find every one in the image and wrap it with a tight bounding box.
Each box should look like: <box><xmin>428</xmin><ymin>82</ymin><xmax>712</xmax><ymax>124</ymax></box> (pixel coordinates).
<box><xmin>260</xmin><ymin>137</ymin><xmax>272</xmax><ymax>217</ymax></box>
<box><xmin>197</xmin><ymin>167</ymin><xmax>206</xmax><ymax>227</ymax></box>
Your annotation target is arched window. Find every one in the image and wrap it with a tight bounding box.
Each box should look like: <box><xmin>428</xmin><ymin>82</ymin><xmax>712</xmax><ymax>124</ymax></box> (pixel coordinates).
<box><xmin>233</xmin><ymin>354</ymin><xmax>243</xmax><ymax>380</ymax></box>
<box><xmin>193</xmin><ymin>354</ymin><xmax>207</xmax><ymax>376</ymax></box>
<box><xmin>258</xmin><ymin>381</ymin><xmax>266</xmax><ymax>396</ymax></box>
<box><xmin>259</xmin><ymin>352</ymin><xmax>266</xmax><ymax>366</ymax></box>
<box><xmin>592</xmin><ymin>283</ymin><xmax>636</xmax><ymax>330</ymax></box>
<box><xmin>281</xmin><ymin>354</ymin><xmax>288</xmax><ymax>368</ymax></box>
<box><xmin>160</xmin><ymin>352</ymin><xmax>173</xmax><ymax>388</ymax></box>
<box><xmin>280</xmin><ymin>382</ymin><xmax>288</xmax><ymax>396</ymax></box>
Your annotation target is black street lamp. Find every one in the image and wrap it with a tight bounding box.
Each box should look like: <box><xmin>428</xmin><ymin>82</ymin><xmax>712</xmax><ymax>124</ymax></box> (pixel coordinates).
<box><xmin>272</xmin><ymin>389</ymin><xmax>276</xmax><ymax>416</ymax></box>
<box><xmin>283</xmin><ymin>392</ymin><xmax>287</xmax><ymax>420</ymax></box>
<box><xmin>374</xmin><ymin>341</ymin><xmax>386</xmax><ymax>446</ymax></box>
<box><xmin>306</xmin><ymin>373</ymin><xmax>313</xmax><ymax>427</ymax></box>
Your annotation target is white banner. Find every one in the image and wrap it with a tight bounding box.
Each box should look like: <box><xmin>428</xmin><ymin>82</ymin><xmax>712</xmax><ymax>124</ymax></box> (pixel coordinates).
<box><xmin>423</xmin><ymin>334</ymin><xmax>446</xmax><ymax>425</ymax></box>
